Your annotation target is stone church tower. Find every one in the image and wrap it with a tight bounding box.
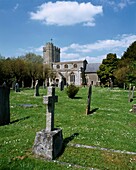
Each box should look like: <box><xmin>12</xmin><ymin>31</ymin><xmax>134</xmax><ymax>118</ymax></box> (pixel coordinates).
<box><xmin>43</xmin><ymin>42</ymin><xmax>100</xmax><ymax>86</ymax></box>
<box><xmin>43</xmin><ymin>42</ymin><xmax>60</xmax><ymax>66</ymax></box>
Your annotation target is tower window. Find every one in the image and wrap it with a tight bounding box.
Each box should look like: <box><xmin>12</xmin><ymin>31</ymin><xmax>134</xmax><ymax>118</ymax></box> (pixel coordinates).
<box><xmin>73</xmin><ymin>64</ymin><xmax>77</xmax><ymax>68</ymax></box>
<box><xmin>56</xmin><ymin>65</ymin><xmax>60</xmax><ymax>69</ymax></box>
<box><xmin>64</xmin><ymin>64</ymin><xmax>68</xmax><ymax>68</ymax></box>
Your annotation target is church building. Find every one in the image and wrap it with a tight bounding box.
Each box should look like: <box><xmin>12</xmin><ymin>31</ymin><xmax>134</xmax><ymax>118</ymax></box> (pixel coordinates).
<box><xmin>43</xmin><ymin>42</ymin><xmax>100</xmax><ymax>86</ymax></box>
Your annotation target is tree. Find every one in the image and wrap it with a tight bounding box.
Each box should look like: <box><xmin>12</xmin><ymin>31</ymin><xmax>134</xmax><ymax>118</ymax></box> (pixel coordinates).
<box><xmin>1</xmin><ymin>58</ymin><xmax>14</xmax><ymax>86</ymax></box>
<box><xmin>97</xmin><ymin>53</ymin><xmax>119</xmax><ymax>86</ymax></box>
<box><xmin>10</xmin><ymin>58</ymin><xmax>27</xmax><ymax>83</ymax></box>
<box><xmin>122</xmin><ymin>41</ymin><xmax>136</xmax><ymax>61</ymax></box>
<box><xmin>114</xmin><ymin>41</ymin><xmax>136</xmax><ymax>87</ymax></box>
<box><xmin>22</xmin><ymin>53</ymin><xmax>43</xmax><ymax>88</ymax></box>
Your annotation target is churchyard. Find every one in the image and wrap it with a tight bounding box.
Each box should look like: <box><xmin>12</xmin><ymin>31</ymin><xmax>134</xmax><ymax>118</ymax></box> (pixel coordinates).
<box><xmin>0</xmin><ymin>86</ymin><xmax>136</xmax><ymax>169</ymax></box>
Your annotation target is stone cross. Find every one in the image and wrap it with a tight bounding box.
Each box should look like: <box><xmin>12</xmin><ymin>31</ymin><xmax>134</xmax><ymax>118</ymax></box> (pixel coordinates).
<box><xmin>43</xmin><ymin>87</ymin><xmax>58</xmax><ymax>131</ymax></box>
<box><xmin>86</xmin><ymin>84</ymin><xmax>92</xmax><ymax>115</ymax></box>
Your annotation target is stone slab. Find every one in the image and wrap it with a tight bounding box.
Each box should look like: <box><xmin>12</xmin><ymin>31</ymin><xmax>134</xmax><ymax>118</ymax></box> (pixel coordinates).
<box><xmin>33</xmin><ymin>128</ymin><xmax>63</xmax><ymax>160</ymax></box>
<box><xmin>132</xmin><ymin>104</ymin><xmax>136</xmax><ymax>113</ymax></box>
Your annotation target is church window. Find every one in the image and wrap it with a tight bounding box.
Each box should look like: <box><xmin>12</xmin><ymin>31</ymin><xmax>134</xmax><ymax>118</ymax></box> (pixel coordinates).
<box><xmin>73</xmin><ymin>64</ymin><xmax>77</xmax><ymax>68</ymax></box>
<box><xmin>56</xmin><ymin>65</ymin><xmax>60</xmax><ymax>69</ymax></box>
<box><xmin>70</xmin><ymin>73</ymin><xmax>75</xmax><ymax>83</ymax></box>
<box><xmin>64</xmin><ymin>64</ymin><xmax>68</xmax><ymax>68</ymax></box>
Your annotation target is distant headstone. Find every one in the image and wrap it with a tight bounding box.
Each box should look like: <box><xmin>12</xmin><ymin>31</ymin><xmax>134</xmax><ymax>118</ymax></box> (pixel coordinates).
<box><xmin>33</xmin><ymin>86</ymin><xmax>63</xmax><ymax>160</ymax></box>
<box><xmin>2</xmin><ymin>82</ymin><xmax>6</xmax><ymax>87</ymax></box>
<box><xmin>128</xmin><ymin>84</ymin><xmax>135</xmax><ymax>102</ymax></box>
<box><xmin>109</xmin><ymin>78</ymin><xmax>113</xmax><ymax>89</ymax></box>
<box><xmin>132</xmin><ymin>104</ymin><xmax>136</xmax><ymax>113</ymax></box>
<box><xmin>128</xmin><ymin>84</ymin><xmax>132</xmax><ymax>102</ymax></box>
<box><xmin>86</xmin><ymin>84</ymin><xmax>92</xmax><ymax>115</ymax></box>
<box><xmin>0</xmin><ymin>86</ymin><xmax>10</xmax><ymax>125</ymax></box>
<box><xmin>34</xmin><ymin>80</ymin><xmax>39</xmax><ymax>96</ymax></box>
<box><xmin>60</xmin><ymin>80</ymin><xmax>64</xmax><ymax>91</ymax></box>
<box><xmin>15</xmin><ymin>83</ymin><xmax>20</xmax><ymax>92</ymax></box>
<box><xmin>132</xmin><ymin>86</ymin><xmax>135</xmax><ymax>99</ymax></box>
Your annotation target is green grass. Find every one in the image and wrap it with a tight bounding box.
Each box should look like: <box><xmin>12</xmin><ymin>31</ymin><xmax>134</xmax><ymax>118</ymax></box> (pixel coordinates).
<box><xmin>0</xmin><ymin>86</ymin><xmax>136</xmax><ymax>169</ymax></box>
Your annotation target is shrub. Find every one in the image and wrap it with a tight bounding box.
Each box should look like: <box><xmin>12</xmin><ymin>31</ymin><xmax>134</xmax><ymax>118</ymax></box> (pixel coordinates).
<box><xmin>66</xmin><ymin>84</ymin><xmax>79</xmax><ymax>99</ymax></box>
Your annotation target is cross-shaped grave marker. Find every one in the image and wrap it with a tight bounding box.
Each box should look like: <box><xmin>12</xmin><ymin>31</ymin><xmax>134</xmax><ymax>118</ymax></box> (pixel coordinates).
<box><xmin>43</xmin><ymin>86</ymin><xmax>58</xmax><ymax>131</ymax></box>
<box><xmin>33</xmin><ymin>86</ymin><xmax>63</xmax><ymax>160</ymax></box>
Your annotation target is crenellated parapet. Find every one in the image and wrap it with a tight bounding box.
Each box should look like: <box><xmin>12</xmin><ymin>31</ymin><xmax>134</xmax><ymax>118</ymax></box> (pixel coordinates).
<box><xmin>43</xmin><ymin>42</ymin><xmax>60</xmax><ymax>65</ymax></box>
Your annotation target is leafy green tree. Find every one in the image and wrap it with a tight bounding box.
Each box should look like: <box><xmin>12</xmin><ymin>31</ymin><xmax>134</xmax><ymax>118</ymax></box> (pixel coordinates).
<box><xmin>97</xmin><ymin>53</ymin><xmax>119</xmax><ymax>86</ymax></box>
<box><xmin>10</xmin><ymin>58</ymin><xmax>27</xmax><ymax>83</ymax></box>
<box><xmin>1</xmin><ymin>58</ymin><xmax>14</xmax><ymax>86</ymax></box>
<box><xmin>122</xmin><ymin>41</ymin><xmax>136</xmax><ymax>60</ymax></box>
<box><xmin>22</xmin><ymin>53</ymin><xmax>43</xmax><ymax>88</ymax></box>
<box><xmin>114</xmin><ymin>41</ymin><xmax>136</xmax><ymax>87</ymax></box>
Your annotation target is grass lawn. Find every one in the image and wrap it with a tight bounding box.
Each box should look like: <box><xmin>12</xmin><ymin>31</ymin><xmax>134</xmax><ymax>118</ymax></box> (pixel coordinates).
<box><xmin>0</xmin><ymin>86</ymin><xmax>136</xmax><ymax>170</ymax></box>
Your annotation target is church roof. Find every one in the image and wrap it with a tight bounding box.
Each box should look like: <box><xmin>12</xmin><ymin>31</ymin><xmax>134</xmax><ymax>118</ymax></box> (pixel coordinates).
<box><xmin>85</xmin><ymin>63</ymin><xmax>101</xmax><ymax>73</ymax></box>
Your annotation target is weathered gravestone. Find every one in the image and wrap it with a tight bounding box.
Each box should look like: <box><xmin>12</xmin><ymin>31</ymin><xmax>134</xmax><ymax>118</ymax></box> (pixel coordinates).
<box><xmin>132</xmin><ymin>104</ymin><xmax>136</xmax><ymax>113</ymax></box>
<box><xmin>128</xmin><ymin>84</ymin><xmax>132</xmax><ymax>102</ymax></box>
<box><xmin>86</xmin><ymin>84</ymin><xmax>92</xmax><ymax>115</ymax></box>
<box><xmin>128</xmin><ymin>85</ymin><xmax>135</xmax><ymax>102</ymax></box>
<box><xmin>34</xmin><ymin>80</ymin><xmax>39</xmax><ymax>96</ymax></box>
<box><xmin>15</xmin><ymin>83</ymin><xmax>20</xmax><ymax>92</ymax></box>
<box><xmin>0</xmin><ymin>86</ymin><xmax>10</xmax><ymax>125</ymax></box>
<box><xmin>60</xmin><ymin>80</ymin><xmax>64</xmax><ymax>91</ymax></box>
<box><xmin>33</xmin><ymin>86</ymin><xmax>63</xmax><ymax>160</ymax></box>
<box><xmin>132</xmin><ymin>86</ymin><xmax>135</xmax><ymax>99</ymax></box>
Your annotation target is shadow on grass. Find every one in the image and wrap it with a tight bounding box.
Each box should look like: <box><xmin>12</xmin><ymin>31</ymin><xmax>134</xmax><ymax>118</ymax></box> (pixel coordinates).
<box><xmin>10</xmin><ymin>116</ymin><xmax>30</xmax><ymax>124</ymax></box>
<box><xmin>88</xmin><ymin>108</ymin><xmax>99</xmax><ymax>115</ymax></box>
<box><xmin>58</xmin><ymin>133</ymin><xmax>79</xmax><ymax>158</ymax></box>
<box><xmin>73</xmin><ymin>97</ymin><xmax>82</xmax><ymax>99</ymax></box>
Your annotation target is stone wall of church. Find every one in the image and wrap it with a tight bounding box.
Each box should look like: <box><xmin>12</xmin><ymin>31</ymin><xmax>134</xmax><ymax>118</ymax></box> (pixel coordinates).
<box><xmin>86</xmin><ymin>73</ymin><xmax>100</xmax><ymax>85</ymax></box>
<box><xmin>53</xmin><ymin>61</ymin><xmax>83</xmax><ymax>86</ymax></box>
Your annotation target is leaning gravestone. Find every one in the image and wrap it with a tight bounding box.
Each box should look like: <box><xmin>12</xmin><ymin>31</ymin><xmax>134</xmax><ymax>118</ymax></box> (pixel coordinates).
<box><xmin>33</xmin><ymin>86</ymin><xmax>63</xmax><ymax>160</ymax></box>
<box><xmin>0</xmin><ymin>86</ymin><xmax>10</xmax><ymax>125</ymax></box>
<box><xmin>60</xmin><ymin>80</ymin><xmax>64</xmax><ymax>91</ymax></box>
<box><xmin>34</xmin><ymin>80</ymin><xmax>39</xmax><ymax>96</ymax></box>
<box><xmin>86</xmin><ymin>84</ymin><xmax>92</xmax><ymax>115</ymax></box>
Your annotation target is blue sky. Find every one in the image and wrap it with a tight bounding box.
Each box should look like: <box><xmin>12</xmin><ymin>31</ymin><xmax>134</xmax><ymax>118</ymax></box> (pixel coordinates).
<box><xmin>0</xmin><ymin>0</ymin><xmax>136</xmax><ymax>63</ymax></box>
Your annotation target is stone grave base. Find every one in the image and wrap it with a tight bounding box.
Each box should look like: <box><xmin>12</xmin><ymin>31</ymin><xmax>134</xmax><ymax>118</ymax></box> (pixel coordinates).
<box><xmin>132</xmin><ymin>104</ymin><xmax>136</xmax><ymax>113</ymax></box>
<box><xmin>33</xmin><ymin>128</ymin><xmax>63</xmax><ymax>160</ymax></box>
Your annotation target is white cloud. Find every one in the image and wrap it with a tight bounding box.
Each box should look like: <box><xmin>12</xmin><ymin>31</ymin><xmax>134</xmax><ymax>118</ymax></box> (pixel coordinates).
<box><xmin>60</xmin><ymin>34</ymin><xmax>136</xmax><ymax>62</ymax></box>
<box><xmin>98</xmin><ymin>0</ymin><xmax>135</xmax><ymax>11</ymax></box>
<box><xmin>13</xmin><ymin>3</ymin><xmax>19</xmax><ymax>11</ymax></box>
<box><xmin>30</xmin><ymin>1</ymin><xmax>103</xmax><ymax>26</ymax></box>
<box><xmin>62</xmin><ymin>34</ymin><xmax>136</xmax><ymax>53</ymax></box>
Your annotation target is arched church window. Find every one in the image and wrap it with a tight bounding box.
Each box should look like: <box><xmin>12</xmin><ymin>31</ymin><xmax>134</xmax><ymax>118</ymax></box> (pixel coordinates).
<box><xmin>73</xmin><ymin>64</ymin><xmax>77</xmax><ymax>68</ymax></box>
<box><xmin>56</xmin><ymin>65</ymin><xmax>60</xmax><ymax>69</ymax></box>
<box><xmin>70</xmin><ymin>72</ymin><xmax>75</xmax><ymax>83</ymax></box>
<box><xmin>64</xmin><ymin>64</ymin><xmax>68</xmax><ymax>68</ymax></box>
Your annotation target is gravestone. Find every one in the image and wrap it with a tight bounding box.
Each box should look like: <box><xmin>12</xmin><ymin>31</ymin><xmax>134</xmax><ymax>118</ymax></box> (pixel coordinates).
<box><xmin>128</xmin><ymin>85</ymin><xmax>135</xmax><ymax>102</ymax></box>
<box><xmin>34</xmin><ymin>80</ymin><xmax>39</xmax><ymax>96</ymax></box>
<box><xmin>132</xmin><ymin>104</ymin><xmax>136</xmax><ymax>113</ymax></box>
<box><xmin>0</xmin><ymin>86</ymin><xmax>10</xmax><ymax>125</ymax></box>
<box><xmin>132</xmin><ymin>86</ymin><xmax>135</xmax><ymax>99</ymax></box>
<box><xmin>60</xmin><ymin>80</ymin><xmax>64</xmax><ymax>91</ymax></box>
<box><xmin>15</xmin><ymin>83</ymin><xmax>20</xmax><ymax>92</ymax></box>
<box><xmin>86</xmin><ymin>84</ymin><xmax>92</xmax><ymax>115</ymax></box>
<box><xmin>33</xmin><ymin>86</ymin><xmax>63</xmax><ymax>160</ymax></box>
